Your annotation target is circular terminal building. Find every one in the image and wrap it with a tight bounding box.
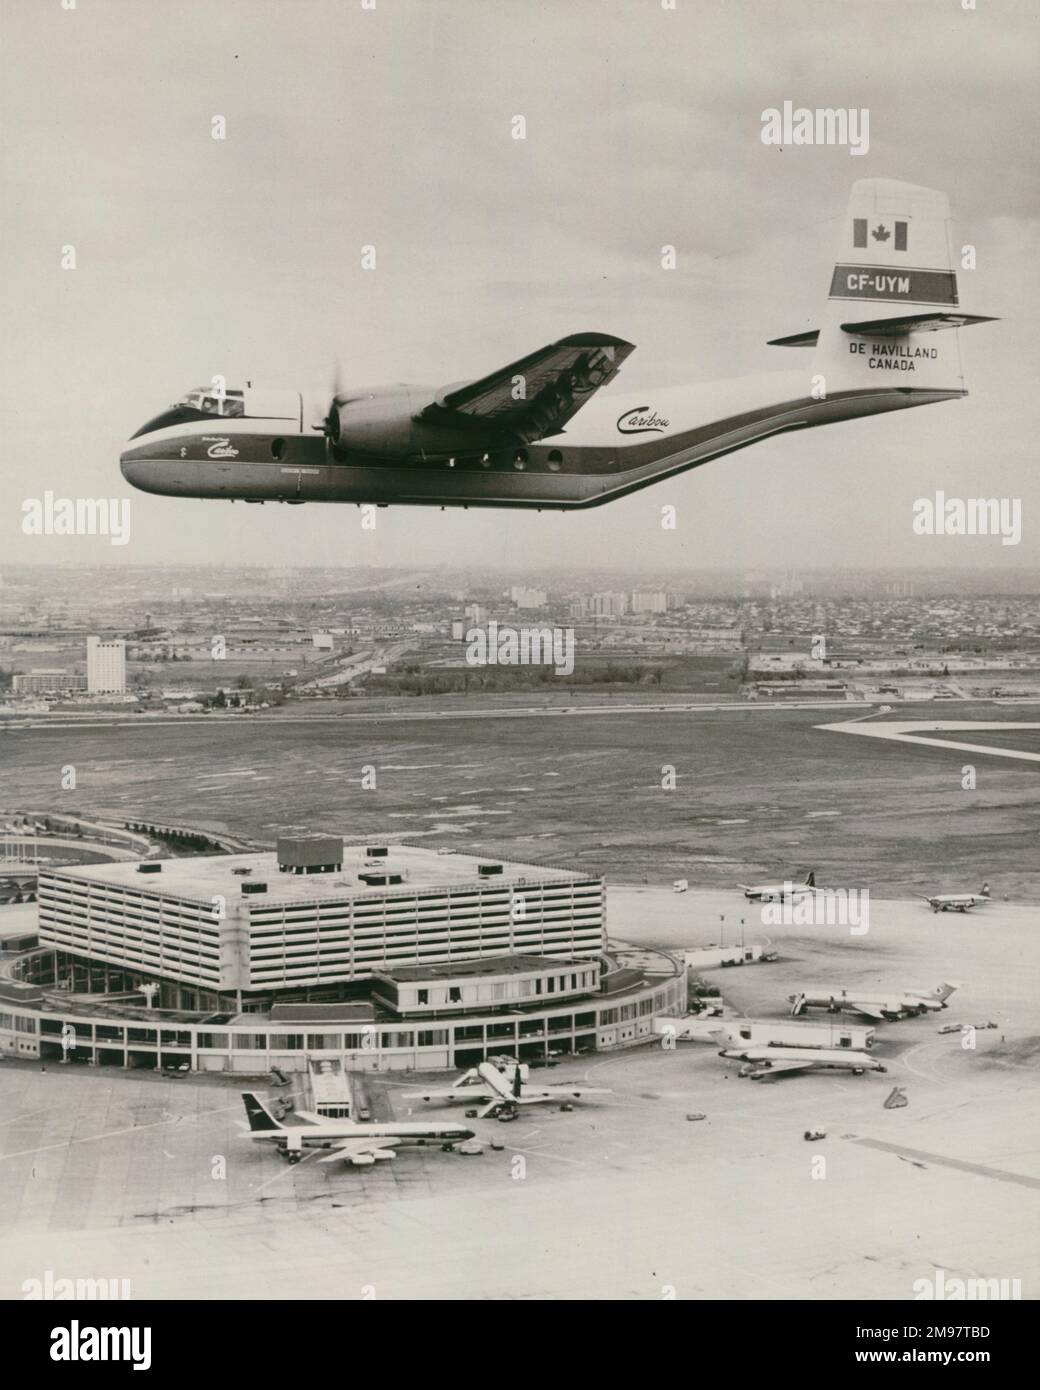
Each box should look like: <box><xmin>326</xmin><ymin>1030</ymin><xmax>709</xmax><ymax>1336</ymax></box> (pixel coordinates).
<box><xmin>0</xmin><ymin>833</ymin><xmax>684</xmax><ymax>1074</ymax></box>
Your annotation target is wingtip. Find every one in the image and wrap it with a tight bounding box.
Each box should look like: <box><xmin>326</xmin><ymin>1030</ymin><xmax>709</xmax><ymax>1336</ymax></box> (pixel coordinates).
<box><xmin>555</xmin><ymin>331</ymin><xmax>636</xmax><ymax>351</ymax></box>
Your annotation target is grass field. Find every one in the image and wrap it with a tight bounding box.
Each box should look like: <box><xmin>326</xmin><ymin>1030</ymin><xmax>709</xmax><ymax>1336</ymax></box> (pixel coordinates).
<box><xmin>3</xmin><ymin>699</ymin><xmax>1038</xmax><ymax>899</ymax></box>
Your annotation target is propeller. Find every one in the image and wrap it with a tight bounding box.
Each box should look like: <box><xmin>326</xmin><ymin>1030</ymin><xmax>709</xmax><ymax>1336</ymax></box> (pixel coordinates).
<box><xmin>315</xmin><ymin>356</ymin><xmax>351</xmax><ymax>438</ymax></box>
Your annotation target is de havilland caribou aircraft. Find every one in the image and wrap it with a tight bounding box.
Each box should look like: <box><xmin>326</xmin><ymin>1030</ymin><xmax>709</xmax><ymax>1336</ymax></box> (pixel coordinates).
<box><xmin>788</xmin><ymin>982</ymin><xmax>957</xmax><ymax>1023</ymax></box>
<box><xmin>740</xmin><ymin>870</ymin><xmax>816</xmax><ymax>903</ymax></box>
<box><xmin>121</xmin><ymin>179</ymin><xmax>995</xmax><ymax>511</ymax></box>
<box><xmin>920</xmin><ymin>883</ymin><xmax>991</xmax><ymax>913</ymax></box>
<box><xmin>713</xmin><ymin>1033</ymin><xmax>887</xmax><ymax>1082</ymax></box>
<box><xmin>239</xmin><ymin>1091</ymin><xmax>473</xmax><ymax>1165</ymax></box>
<box><xmin>404</xmin><ymin>1061</ymin><xmax>612</xmax><ymax>1120</ymax></box>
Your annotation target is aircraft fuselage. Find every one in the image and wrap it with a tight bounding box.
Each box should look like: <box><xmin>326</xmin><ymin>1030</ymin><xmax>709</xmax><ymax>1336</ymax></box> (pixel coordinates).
<box><xmin>121</xmin><ymin>373</ymin><xmax>961</xmax><ymax>511</ymax></box>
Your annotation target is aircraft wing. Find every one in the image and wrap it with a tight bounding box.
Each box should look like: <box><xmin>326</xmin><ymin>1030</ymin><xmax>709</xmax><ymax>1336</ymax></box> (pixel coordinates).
<box><xmin>318</xmin><ymin>1137</ymin><xmax>400</xmax><ymax>1165</ymax></box>
<box><xmin>402</xmin><ymin>1087</ymin><xmax>492</xmax><ymax>1103</ymax></box>
<box><xmin>751</xmin><ymin>1061</ymin><xmax>814</xmax><ymax>1080</ymax></box>
<box><xmin>418</xmin><ymin>333</ymin><xmax>635</xmax><ymax>444</ymax></box>
<box><xmin>844</xmin><ymin>1001</ymin><xmax>887</xmax><ymax>1021</ymax></box>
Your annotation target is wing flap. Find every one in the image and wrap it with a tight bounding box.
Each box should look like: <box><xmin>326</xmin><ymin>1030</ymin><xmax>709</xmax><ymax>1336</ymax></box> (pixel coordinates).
<box><xmin>419</xmin><ymin>333</ymin><xmax>635</xmax><ymax>443</ymax></box>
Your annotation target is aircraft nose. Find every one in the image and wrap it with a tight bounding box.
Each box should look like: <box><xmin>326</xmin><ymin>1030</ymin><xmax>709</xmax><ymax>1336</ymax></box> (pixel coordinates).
<box><xmin>119</xmin><ymin>448</ymin><xmax>169</xmax><ymax>496</ymax></box>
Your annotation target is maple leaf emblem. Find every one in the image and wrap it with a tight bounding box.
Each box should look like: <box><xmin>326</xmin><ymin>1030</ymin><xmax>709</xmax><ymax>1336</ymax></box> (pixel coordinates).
<box><xmin>871</xmin><ymin>223</ymin><xmax>891</xmax><ymax>243</ymax></box>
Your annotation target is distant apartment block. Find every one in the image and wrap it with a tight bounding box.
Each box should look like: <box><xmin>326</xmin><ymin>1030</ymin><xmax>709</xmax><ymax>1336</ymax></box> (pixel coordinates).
<box><xmin>631</xmin><ymin>591</ymin><xmax>668</xmax><ymax>614</ymax></box>
<box><xmin>11</xmin><ymin>669</ymin><xmax>86</xmax><ymax>695</ymax></box>
<box><xmin>510</xmin><ymin>586</ymin><xmax>548</xmax><ymax>609</ymax></box>
<box><xmin>589</xmin><ymin>592</ymin><xmax>630</xmax><ymax>618</ymax></box>
<box><xmin>86</xmin><ymin>636</ymin><xmax>126</xmax><ymax>694</ymax></box>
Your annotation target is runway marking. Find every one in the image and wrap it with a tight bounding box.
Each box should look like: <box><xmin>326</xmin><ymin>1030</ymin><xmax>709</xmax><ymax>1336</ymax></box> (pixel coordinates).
<box><xmin>501</xmin><ymin>1144</ymin><xmax>584</xmax><ymax>1167</ymax></box>
<box><xmin>818</xmin><ymin>719</ymin><xmax>1040</xmax><ymax>765</ymax></box>
<box><xmin>0</xmin><ymin>1101</ymin><xmax>241</xmax><ymax>1162</ymax></box>
<box><xmin>251</xmin><ymin>1149</ymin><xmax>320</xmax><ymax>1196</ymax></box>
<box><xmin>0</xmin><ymin>1105</ymin><xmax>55</xmax><ymax>1126</ymax></box>
<box><xmin>845</xmin><ymin>1136</ymin><xmax>1040</xmax><ymax>1190</ymax></box>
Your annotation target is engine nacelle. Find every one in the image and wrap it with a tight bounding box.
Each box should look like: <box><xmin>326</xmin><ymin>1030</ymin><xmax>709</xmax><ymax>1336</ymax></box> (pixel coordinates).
<box><xmin>326</xmin><ymin>386</ymin><xmax>417</xmax><ymax>457</ymax></box>
<box><xmin>325</xmin><ymin>383</ymin><xmax>505</xmax><ymax>461</ymax></box>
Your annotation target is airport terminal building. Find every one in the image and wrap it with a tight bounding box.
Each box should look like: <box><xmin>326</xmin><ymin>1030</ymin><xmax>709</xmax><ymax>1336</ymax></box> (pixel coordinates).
<box><xmin>1</xmin><ymin>836</ymin><xmax>685</xmax><ymax>1073</ymax></box>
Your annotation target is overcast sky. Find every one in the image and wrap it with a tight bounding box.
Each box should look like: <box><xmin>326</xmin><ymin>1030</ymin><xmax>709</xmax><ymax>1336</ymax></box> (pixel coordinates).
<box><xmin>2</xmin><ymin>0</ymin><xmax>1037</xmax><ymax>572</ymax></box>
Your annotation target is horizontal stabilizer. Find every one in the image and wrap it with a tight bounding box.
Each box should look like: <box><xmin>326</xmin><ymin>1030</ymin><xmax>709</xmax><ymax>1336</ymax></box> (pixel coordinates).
<box><xmin>841</xmin><ymin>312</ymin><xmax>998</xmax><ymax>336</ymax></box>
<box><xmin>767</xmin><ymin>329</ymin><xmax>819</xmax><ymax>348</ymax></box>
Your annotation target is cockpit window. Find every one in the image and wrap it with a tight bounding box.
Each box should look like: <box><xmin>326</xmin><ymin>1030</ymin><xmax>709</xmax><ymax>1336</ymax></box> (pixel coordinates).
<box><xmin>131</xmin><ymin>387</ymin><xmax>245</xmax><ymax>439</ymax></box>
<box><xmin>178</xmin><ymin>387</ymin><xmax>245</xmax><ymax>418</ymax></box>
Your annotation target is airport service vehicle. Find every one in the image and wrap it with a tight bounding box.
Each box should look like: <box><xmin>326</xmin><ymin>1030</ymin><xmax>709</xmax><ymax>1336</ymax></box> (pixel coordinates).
<box><xmin>239</xmin><ymin>1091</ymin><xmax>473</xmax><ymax>1166</ymax></box>
<box><xmin>714</xmin><ymin>1034</ymin><xmax>887</xmax><ymax>1082</ymax></box>
<box><xmin>920</xmin><ymin>883</ymin><xmax>991</xmax><ymax>913</ymax></box>
<box><xmin>405</xmin><ymin>1061</ymin><xmax>611</xmax><ymax>1119</ymax></box>
<box><xmin>739</xmin><ymin>870</ymin><xmax>816</xmax><ymax>903</ymax></box>
<box><xmin>121</xmin><ymin>179</ymin><xmax>994</xmax><ymax>510</ymax></box>
<box><xmin>788</xmin><ymin>981</ymin><xmax>956</xmax><ymax>1022</ymax></box>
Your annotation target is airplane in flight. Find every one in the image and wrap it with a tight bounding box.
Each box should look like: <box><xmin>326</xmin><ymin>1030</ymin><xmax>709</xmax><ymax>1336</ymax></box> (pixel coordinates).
<box><xmin>920</xmin><ymin>883</ymin><xmax>991</xmax><ymax>913</ymax></box>
<box><xmin>788</xmin><ymin>982</ymin><xmax>957</xmax><ymax>1022</ymax></box>
<box><xmin>404</xmin><ymin>1061</ymin><xmax>611</xmax><ymax>1120</ymax></box>
<box><xmin>239</xmin><ymin>1091</ymin><xmax>474</xmax><ymax>1165</ymax></box>
<box><xmin>740</xmin><ymin>870</ymin><xmax>816</xmax><ymax>903</ymax></box>
<box><xmin>121</xmin><ymin>179</ymin><xmax>994</xmax><ymax>511</ymax></box>
<box><xmin>713</xmin><ymin>1033</ymin><xmax>887</xmax><ymax>1082</ymax></box>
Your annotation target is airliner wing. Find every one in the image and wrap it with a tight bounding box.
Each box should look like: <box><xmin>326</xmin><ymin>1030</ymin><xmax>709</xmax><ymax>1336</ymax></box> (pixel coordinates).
<box><xmin>318</xmin><ymin>1138</ymin><xmax>400</xmax><ymax>1164</ymax></box>
<box><xmin>752</xmin><ymin>1061</ymin><xmax>814</xmax><ymax>1079</ymax></box>
<box><xmin>402</xmin><ymin>1087</ymin><xmax>490</xmax><ymax>1103</ymax></box>
<box><xmin>845</xmin><ymin>1001</ymin><xmax>887</xmax><ymax>1021</ymax></box>
<box><xmin>418</xmin><ymin>333</ymin><xmax>635</xmax><ymax>444</ymax></box>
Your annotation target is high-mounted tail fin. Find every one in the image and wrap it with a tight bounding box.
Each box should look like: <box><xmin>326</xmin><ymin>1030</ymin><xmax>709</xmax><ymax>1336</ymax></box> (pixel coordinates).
<box><xmin>804</xmin><ymin>871</ymin><xmax>815</xmax><ymax>888</ymax></box>
<box><xmin>813</xmin><ymin>179</ymin><xmax>992</xmax><ymax>397</ymax></box>
<box><xmin>934</xmin><ymin>982</ymin><xmax>957</xmax><ymax>1003</ymax></box>
<box><xmin>772</xmin><ymin>180</ymin><xmax>996</xmax><ymax>401</ymax></box>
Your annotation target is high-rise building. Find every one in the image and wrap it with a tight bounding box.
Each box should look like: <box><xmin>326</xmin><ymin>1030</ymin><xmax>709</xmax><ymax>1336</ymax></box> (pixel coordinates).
<box><xmin>631</xmin><ymin>591</ymin><xmax>667</xmax><ymax>614</ymax></box>
<box><xmin>590</xmin><ymin>592</ymin><xmax>629</xmax><ymax>618</ymax></box>
<box><xmin>86</xmin><ymin>636</ymin><xmax>126</xmax><ymax>694</ymax></box>
<box><xmin>510</xmin><ymin>586</ymin><xmax>548</xmax><ymax>609</ymax></box>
